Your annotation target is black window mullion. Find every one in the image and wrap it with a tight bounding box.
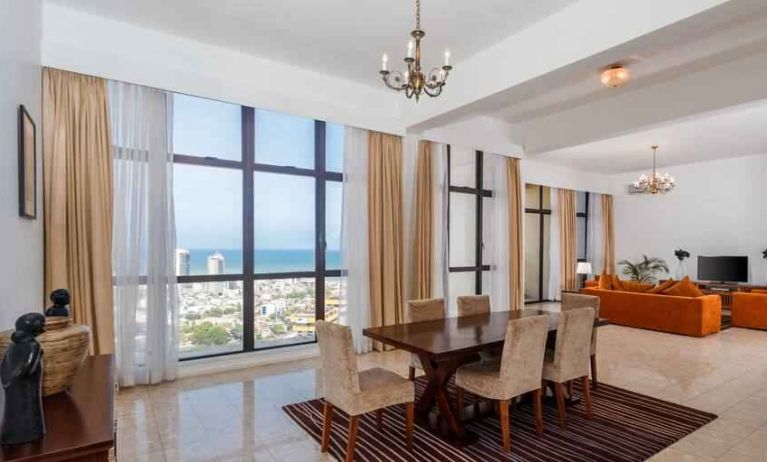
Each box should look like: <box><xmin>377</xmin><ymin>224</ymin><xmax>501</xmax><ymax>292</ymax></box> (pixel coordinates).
<box><xmin>475</xmin><ymin>150</ymin><xmax>483</xmax><ymax>294</ymax></box>
<box><xmin>242</xmin><ymin>107</ymin><xmax>255</xmax><ymax>352</ymax></box>
<box><xmin>315</xmin><ymin>120</ymin><xmax>326</xmax><ymax>322</ymax></box>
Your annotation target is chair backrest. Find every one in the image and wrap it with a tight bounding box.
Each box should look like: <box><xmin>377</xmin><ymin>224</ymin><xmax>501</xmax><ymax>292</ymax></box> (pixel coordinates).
<box><xmin>499</xmin><ymin>315</ymin><xmax>549</xmax><ymax>394</ymax></box>
<box><xmin>316</xmin><ymin>321</ymin><xmax>360</xmax><ymax>406</ymax></box>
<box><xmin>561</xmin><ymin>293</ymin><xmax>599</xmax><ymax>352</ymax></box>
<box><xmin>406</xmin><ymin>298</ymin><xmax>446</xmax><ymax>323</ymax></box>
<box><xmin>552</xmin><ymin>307</ymin><xmax>595</xmax><ymax>382</ymax></box>
<box><xmin>457</xmin><ymin>295</ymin><xmax>491</xmax><ymax>317</ymax></box>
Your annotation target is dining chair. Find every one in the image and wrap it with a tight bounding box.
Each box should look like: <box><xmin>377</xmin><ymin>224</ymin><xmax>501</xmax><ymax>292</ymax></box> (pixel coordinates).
<box><xmin>542</xmin><ymin>307</ymin><xmax>595</xmax><ymax>428</ymax></box>
<box><xmin>316</xmin><ymin>321</ymin><xmax>415</xmax><ymax>461</ymax></box>
<box><xmin>405</xmin><ymin>298</ymin><xmax>446</xmax><ymax>380</ymax></box>
<box><xmin>561</xmin><ymin>293</ymin><xmax>600</xmax><ymax>387</ymax></box>
<box><xmin>455</xmin><ymin>315</ymin><xmax>549</xmax><ymax>452</ymax></box>
<box><xmin>457</xmin><ymin>294</ymin><xmax>491</xmax><ymax>317</ymax></box>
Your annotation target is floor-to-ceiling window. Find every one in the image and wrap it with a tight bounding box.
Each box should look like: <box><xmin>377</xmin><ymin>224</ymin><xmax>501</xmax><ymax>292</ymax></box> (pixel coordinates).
<box><xmin>447</xmin><ymin>146</ymin><xmax>493</xmax><ymax>313</ymax></box>
<box><xmin>172</xmin><ymin>94</ymin><xmax>344</xmax><ymax>359</ymax></box>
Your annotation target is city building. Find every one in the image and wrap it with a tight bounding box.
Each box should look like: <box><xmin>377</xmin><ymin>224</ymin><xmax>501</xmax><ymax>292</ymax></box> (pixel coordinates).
<box><xmin>175</xmin><ymin>248</ymin><xmax>190</xmax><ymax>276</ymax></box>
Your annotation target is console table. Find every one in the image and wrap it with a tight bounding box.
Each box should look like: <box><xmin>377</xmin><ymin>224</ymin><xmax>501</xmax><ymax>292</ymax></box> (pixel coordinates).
<box><xmin>0</xmin><ymin>355</ymin><xmax>115</xmax><ymax>462</ymax></box>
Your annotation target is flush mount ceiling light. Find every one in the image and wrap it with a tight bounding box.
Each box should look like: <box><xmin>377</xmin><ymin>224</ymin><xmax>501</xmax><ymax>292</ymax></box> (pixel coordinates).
<box><xmin>379</xmin><ymin>0</ymin><xmax>453</xmax><ymax>102</ymax></box>
<box><xmin>601</xmin><ymin>65</ymin><xmax>630</xmax><ymax>88</ymax></box>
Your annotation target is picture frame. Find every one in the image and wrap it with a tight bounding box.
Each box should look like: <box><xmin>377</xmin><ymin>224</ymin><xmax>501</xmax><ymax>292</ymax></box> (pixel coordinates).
<box><xmin>18</xmin><ymin>105</ymin><xmax>36</xmax><ymax>219</ymax></box>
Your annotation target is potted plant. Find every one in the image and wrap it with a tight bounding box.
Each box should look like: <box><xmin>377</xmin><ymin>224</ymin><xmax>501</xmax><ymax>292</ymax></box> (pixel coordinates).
<box><xmin>674</xmin><ymin>248</ymin><xmax>691</xmax><ymax>279</ymax></box>
<box><xmin>618</xmin><ymin>255</ymin><xmax>670</xmax><ymax>284</ymax></box>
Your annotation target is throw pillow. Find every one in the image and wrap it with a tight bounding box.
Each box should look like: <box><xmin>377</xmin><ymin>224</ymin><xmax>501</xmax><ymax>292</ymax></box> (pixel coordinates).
<box><xmin>663</xmin><ymin>276</ymin><xmax>705</xmax><ymax>297</ymax></box>
<box><xmin>648</xmin><ymin>279</ymin><xmax>676</xmax><ymax>294</ymax></box>
<box><xmin>598</xmin><ymin>271</ymin><xmax>612</xmax><ymax>290</ymax></box>
<box><xmin>621</xmin><ymin>281</ymin><xmax>652</xmax><ymax>293</ymax></box>
<box><xmin>611</xmin><ymin>274</ymin><xmax>625</xmax><ymax>291</ymax></box>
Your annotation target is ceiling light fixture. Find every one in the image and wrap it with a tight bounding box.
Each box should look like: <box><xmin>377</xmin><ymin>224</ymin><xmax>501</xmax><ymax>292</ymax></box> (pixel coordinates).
<box><xmin>601</xmin><ymin>65</ymin><xmax>630</xmax><ymax>88</ymax></box>
<box><xmin>379</xmin><ymin>0</ymin><xmax>452</xmax><ymax>102</ymax></box>
<box><xmin>633</xmin><ymin>145</ymin><xmax>676</xmax><ymax>194</ymax></box>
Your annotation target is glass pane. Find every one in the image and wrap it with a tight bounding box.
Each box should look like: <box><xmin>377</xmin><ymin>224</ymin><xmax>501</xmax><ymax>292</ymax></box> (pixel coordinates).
<box><xmin>576</xmin><ymin>191</ymin><xmax>587</xmax><ymax>214</ymax></box>
<box><xmin>449</xmin><ymin>272</ymin><xmax>476</xmax><ymax>315</ymax></box>
<box><xmin>524</xmin><ymin>213</ymin><xmax>541</xmax><ymax>302</ymax></box>
<box><xmin>449</xmin><ymin>192</ymin><xmax>476</xmax><ymax>267</ymax></box>
<box><xmin>255</xmin><ymin>109</ymin><xmax>314</xmax><ymax>168</ymax></box>
<box><xmin>542</xmin><ymin>186</ymin><xmax>552</xmax><ymax>209</ymax></box>
<box><xmin>542</xmin><ymin>214</ymin><xmax>551</xmax><ymax>298</ymax></box>
<box><xmin>326</xmin><ymin>122</ymin><xmax>344</xmax><ymax>172</ymax></box>
<box><xmin>450</xmin><ymin>146</ymin><xmax>475</xmax><ymax>187</ymax></box>
<box><xmin>172</xmin><ymin>94</ymin><xmax>242</xmax><ymax>161</ymax></box>
<box><xmin>174</xmin><ymin>165</ymin><xmax>242</xmax><ymax>275</ymax></box>
<box><xmin>481</xmin><ymin>196</ymin><xmax>493</xmax><ymax>267</ymax></box>
<box><xmin>325</xmin><ymin>277</ymin><xmax>345</xmax><ymax>324</ymax></box>
<box><xmin>577</xmin><ymin>216</ymin><xmax>587</xmax><ymax>260</ymax></box>
<box><xmin>254</xmin><ymin>173</ymin><xmax>315</xmax><ymax>273</ymax></box>
<box><xmin>326</xmin><ymin>181</ymin><xmax>342</xmax><ymax>270</ymax></box>
<box><xmin>179</xmin><ymin>281</ymin><xmax>244</xmax><ymax>358</ymax></box>
<box><xmin>525</xmin><ymin>184</ymin><xmax>540</xmax><ymax>209</ymax></box>
<box><xmin>254</xmin><ymin>278</ymin><xmax>316</xmax><ymax>348</ymax></box>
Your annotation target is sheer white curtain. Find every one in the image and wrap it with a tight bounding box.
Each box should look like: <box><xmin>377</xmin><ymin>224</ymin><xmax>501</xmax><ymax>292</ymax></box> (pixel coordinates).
<box><xmin>547</xmin><ymin>187</ymin><xmax>561</xmax><ymax>300</ymax></box>
<box><xmin>587</xmin><ymin>192</ymin><xmax>605</xmax><ymax>276</ymax></box>
<box><xmin>340</xmin><ymin>127</ymin><xmax>371</xmax><ymax>354</ymax></box>
<box><xmin>110</xmin><ymin>81</ymin><xmax>178</xmax><ymax>387</ymax></box>
<box><xmin>484</xmin><ymin>153</ymin><xmax>510</xmax><ymax>311</ymax></box>
<box><xmin>432</xmin><ymin>142</ymin><xmax>449</xmax><ymax>301</ymax></box>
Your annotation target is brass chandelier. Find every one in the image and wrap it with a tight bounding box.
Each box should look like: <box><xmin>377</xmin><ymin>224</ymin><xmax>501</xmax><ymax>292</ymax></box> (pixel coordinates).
<box><xmin>379</xmin><ymin>0</ymin><xmax>453</xmax><ymax>101</ymax></box>
<box><xmin>633</xmin><ymin>145</ymin><xmax>676</xmax><ymax>194</ymax></box>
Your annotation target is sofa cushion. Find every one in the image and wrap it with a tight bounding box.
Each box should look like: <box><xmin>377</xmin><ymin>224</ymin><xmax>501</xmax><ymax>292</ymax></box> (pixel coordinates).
<box><xmin>663</xmin><ymin>276</ymin><xmax>705</xmax><ymax>297</ymax></box>
<box><xmin>611</xmin><ymin>274</ymin><xmax>625</xmax><ymax>291</ymax></box>
<box><xmin>648</xmin><ymin>279</ymin><xmax>676</xmax><ymax>294</ymax></box>
<box><xmin>598</xmin><ymin>271</ymin><xmax>612</xmax><ymax>290</ymax></box>
<box><xmin>751</xmin><ymin>289</ymin><xmax>767</xmax><ymax>294</ymax></box>
<box><xmin>620</xmin><ymin>280</ymin><xmax>653</xmax><ymax>292</ymax></box>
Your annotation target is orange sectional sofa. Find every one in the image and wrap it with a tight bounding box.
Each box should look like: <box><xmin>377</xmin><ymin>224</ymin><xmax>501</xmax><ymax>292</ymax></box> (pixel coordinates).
<box><xmin>582</xmin><ymin>287</ymin><xmax>721</xmax><ymax>337</ymax></box>
<box><xmin>731</xmin><ymin>292</ymin><xmax>767</xmax><ymax>330</ymax></box>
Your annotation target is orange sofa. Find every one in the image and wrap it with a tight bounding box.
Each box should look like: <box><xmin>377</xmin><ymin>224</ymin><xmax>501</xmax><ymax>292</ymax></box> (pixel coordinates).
<box><xmin>732</xmin><ymin>292</ymin><xmax>767</xmax><ymax>330</ymax></box>
<box><xmin>582</xmin><ymin>288</ymin><xmax>721</xmax><ymax>337</ymax></box>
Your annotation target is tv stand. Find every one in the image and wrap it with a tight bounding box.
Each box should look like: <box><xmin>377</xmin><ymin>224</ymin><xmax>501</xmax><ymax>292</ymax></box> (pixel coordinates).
<box><xmin>696</xmin><ymin>281</ymin><xmax>767</xmax><ymax>309</ymax></box>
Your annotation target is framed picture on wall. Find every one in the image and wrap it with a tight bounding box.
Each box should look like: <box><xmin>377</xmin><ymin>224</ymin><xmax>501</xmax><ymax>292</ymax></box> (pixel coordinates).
<box><xmin>18</xmin><ymin>105</ymin><xmax>36</xmax><ymax>219</ymax></box>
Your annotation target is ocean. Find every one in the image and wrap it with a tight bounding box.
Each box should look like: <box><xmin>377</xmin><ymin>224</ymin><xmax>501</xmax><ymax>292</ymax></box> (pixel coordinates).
<box><xmin>185</xmin><ymin>248</ymin><xmax>341</xmax><ymax>275</ymax></box>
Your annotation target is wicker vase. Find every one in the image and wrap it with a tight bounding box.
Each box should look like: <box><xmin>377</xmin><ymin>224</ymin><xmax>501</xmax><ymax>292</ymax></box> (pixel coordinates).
<box><xmin>0</xmin><ymin>317</ymin><xmax>90</xmax><ymax>396</ymax></box>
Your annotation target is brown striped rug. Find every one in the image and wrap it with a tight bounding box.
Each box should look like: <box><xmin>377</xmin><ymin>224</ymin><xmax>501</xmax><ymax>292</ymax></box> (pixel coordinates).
<box><xmin>283</xmin><ymin>378</ymin><xmax>716</xmax><ymax>461</ymax></box>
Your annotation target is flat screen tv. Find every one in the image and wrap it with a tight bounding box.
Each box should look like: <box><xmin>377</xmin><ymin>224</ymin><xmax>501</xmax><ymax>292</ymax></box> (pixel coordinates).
<box><xmin>697</xmin><ymin>256</ymin><xmax>748</xmax><ymax>283</ymax></box>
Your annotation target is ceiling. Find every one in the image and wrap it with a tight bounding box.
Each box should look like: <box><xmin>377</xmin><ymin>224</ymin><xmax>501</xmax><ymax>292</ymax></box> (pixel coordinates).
<box><xmin>532</xmin><ymin>99</ymin><xmax>767</xmax><ymax>174</ymax></box>
<box><xmin>46</xmin><ymin>0</ymin><xmax>577</xmax><ymax>85</ymax></box>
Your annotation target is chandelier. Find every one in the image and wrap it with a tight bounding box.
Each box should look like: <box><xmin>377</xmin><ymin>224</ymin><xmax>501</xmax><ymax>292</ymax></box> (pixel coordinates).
<box><xmin>379</xmin><ymin>0</ymin><xmax>453</xmax><ymax>101</ymax></box>
<box><xmin>633</xmin><ymin>145</ymin><xmax>676</xmax><ymax>194</ymax></box>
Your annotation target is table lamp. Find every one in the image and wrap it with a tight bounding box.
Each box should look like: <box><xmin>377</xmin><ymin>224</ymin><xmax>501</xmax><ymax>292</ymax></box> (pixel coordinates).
<box><xmin>576</xmin><ymin>262</ymin><xmax>593</xmax><ymax>288</ymax></box>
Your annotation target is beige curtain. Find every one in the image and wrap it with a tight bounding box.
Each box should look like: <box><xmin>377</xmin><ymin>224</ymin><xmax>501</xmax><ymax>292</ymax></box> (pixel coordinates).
<box><xmin>602</xmin><ymin>194</ymin><xmax>616</xmax><ymax>275</ymax></box>
<box><xmin>506</xmin><ymin>157</ymin><xmax>524</xmax><ymax>309</ymax></box>
<box><xmin>43</xmin><ymin>68</ymin><xmax>114</xmax><ymax>355</ymax></box>
<box><xmin>558</xmin><ymin>189</ymin><xmax>578</xmax><ymax>292</ymax></box>
<box><xmin>411</xmin><ymin>140</ymin><xmax>433</xmax><ymax>300</ymax></box>
<box><xmin>368</xmin><ymin>131</ymin><xmax>404</xmax><ymax>350</ymax></box>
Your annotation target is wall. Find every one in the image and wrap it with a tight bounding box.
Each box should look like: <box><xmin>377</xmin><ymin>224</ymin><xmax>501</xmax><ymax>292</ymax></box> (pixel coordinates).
<box><xmin>522</xmin><ymin>158</ymin><xmax>617</xmax><ymax>195</ymax></box>
<box><xmin>613</xmin><ymin>154</ymin><xmax>767</xmax><ymax>283</ymax></box>
<box><xmin>42</xmin><ymin>4</ymin><xmax>403</xmax><ymax>134</ymax></box>
<box><xmin>0</xmin><ymin>0</ymin><xmax>43</xmax><ymax>328</ymax></box>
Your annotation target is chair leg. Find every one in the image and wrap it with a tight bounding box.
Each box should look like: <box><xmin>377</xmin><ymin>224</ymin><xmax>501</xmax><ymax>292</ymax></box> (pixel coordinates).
<box><xmin>582</xmin><ymin>376</ymin><xmax>593</xmax><ymax>419</ymax></box>
<box><xmin>408</xmin><ymin>366</ymin><xmax>415</xmax><ymax>381</ymax></box>
<box><xmin>590</xmin><ymin>354</ymin><xmax>598</xmax><ymax>389</ymax></box>
<box><xmin>376</xmin><ymin>409</ymin><xmax>383</xmax><ymax>429</ymax></box>
<box><xmin>498</xmin><ymin>399</ymin><xmax>511</xmax><ymax>452</ymax></box>
<box><xmin>405</xmin><ymin>402</ymin><xmax>414</xmax><ymax>450</ymax></box>
<box><xmin>567</xmin><ymin>380</ymin><xmax>574</xmax><ymax>398</ymax></box>
<box><xmin>474</xmin><ymin>392</ymin><xmax>481</xmax><ymax>418</ymax></box>
<box><xmin>321</xmin><ymin>402</ymin><xmax>334</xmax><ymax>453</ymax></box>
<box><xmin>532</xmin><ymin>388</ymin><xmax>544</xmax><ymax>436</ymax></box>
<box><xmin>345</xmin><ymin>415</ymin><xmax>360</xmax><ymax>462</ymax></box>
<box><xmin>554</xmin><ymin>383</ymin><xmax>567</xmax><ymax>429</ymax></box>
<box><xmin>456</xmin><ymin>386</ymin><xmax>464</xmax><ymax>420</ymax></box>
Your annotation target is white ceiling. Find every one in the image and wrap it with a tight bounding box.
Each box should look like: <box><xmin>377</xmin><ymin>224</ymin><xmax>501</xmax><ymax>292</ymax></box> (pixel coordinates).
<box><xmin>46</xmin><ymin>0</ymin><xmax>576</xmax><ymax>85</ymax></box>
<box><xmin>532</xmin><ymin>99</ymin><xmax>767</xmax><ymax>174</ymax></box>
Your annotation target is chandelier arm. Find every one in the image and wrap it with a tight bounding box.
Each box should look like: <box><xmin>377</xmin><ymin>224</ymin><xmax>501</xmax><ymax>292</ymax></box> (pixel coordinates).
<box><xmin>423</xmin><ymin>85</ymin><xmax>442</xmax><ymax>97</ymax></box>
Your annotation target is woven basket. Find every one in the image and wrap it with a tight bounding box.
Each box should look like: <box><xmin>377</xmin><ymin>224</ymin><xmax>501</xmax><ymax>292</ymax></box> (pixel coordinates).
<box><xmin>0</xmin><ymin>317</ymin><xmax>90</xmax><ymax>396</ymax></box>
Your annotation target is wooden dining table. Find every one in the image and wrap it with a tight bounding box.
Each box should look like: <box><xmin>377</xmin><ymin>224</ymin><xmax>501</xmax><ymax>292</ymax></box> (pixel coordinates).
<box><xmin>363</xmin><ymin>308</ymin><xmax>608</xmax><ymax>446</ymax></box>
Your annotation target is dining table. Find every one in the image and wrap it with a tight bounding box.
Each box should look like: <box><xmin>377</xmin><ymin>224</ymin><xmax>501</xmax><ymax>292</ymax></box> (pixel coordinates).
<box><xmin>363</xmin><ymin>308</ymin><xmax>608</xmax><ymax>447</ymax></box>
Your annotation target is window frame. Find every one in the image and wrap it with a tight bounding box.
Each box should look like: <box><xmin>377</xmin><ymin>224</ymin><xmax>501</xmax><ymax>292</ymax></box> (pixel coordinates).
<box><xmin>173</xmin><ymin>106</ymin><xmax>343</xmax><ymax>360</ymax></box>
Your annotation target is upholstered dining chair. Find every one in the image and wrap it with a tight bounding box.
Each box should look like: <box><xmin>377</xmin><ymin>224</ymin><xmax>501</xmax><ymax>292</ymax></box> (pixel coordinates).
<box><xmin>316</xmin><ymin>321</ymin><xmax>415</xmax><ymax>461</ymax></box>
<box><xmin>455</xmin><ymin>315</ymin><xmax>549</xmax><ymax>452</ymax></box>
<box><xmin>457</xmin><ymin>294</ymin><xmax>491</xmax><ymax>317</ymax></box>
<box><xmin>405</xmin><ymin>298</ymin><xmax>446</xmax><ymax>380</ymax></box>
<box><xmin>542</xmin><ymin>307</ymin><xmax>595</xmax><ymax>429</ymax></box>
<box><xmin>561</xmin><ymin>293</ymin><xmax>600</xmax><ymax>387</ymax></box>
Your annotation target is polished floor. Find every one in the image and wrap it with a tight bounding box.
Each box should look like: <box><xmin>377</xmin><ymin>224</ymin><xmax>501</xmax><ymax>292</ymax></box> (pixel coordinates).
<box><xmin>116</xmin><ymin>315</ymin><xmax>767</xmax><ymax>461</ymax></box>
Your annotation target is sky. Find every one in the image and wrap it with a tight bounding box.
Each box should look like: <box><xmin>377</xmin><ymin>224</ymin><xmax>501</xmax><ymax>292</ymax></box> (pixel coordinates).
<box><xmin>172</xmin><ymin>94</ymin><xmax>344</xmax><ymax>251</ymax></box>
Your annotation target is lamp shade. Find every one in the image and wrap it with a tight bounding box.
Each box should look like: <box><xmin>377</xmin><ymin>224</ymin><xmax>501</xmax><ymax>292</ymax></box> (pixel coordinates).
<box><xmin>576</xmin><ymin>262</ymin><xmax>593</xmax><ymax>275</ymax></box>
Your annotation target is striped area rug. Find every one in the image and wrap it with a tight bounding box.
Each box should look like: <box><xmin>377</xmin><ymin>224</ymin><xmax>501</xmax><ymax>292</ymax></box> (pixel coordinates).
<box><xmin>283</xmin><ymin>378</ymin><xmax>716</xmax><ymax>461</ymax></box>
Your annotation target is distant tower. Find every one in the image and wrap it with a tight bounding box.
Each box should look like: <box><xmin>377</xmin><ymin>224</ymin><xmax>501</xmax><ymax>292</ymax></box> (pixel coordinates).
<box><xmin>175</xmin><ymin>249</ymin><xmax>190</xmax><ymax>276</ymax></box>
<box><xmin>207</xmin><ymin>251</ymin><xmax>226</xmax><ymax>293</ymax></box>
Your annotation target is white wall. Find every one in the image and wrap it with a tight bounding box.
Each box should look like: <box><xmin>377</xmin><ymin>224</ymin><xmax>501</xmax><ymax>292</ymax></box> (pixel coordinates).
<box><xmin>0</xmin><ymin>0</ymin><xmax>43</xmax><ymax>328</ymax></box>
<box><xmin>613</xmin><ymin>154</ymin><xmax>767</xmax><ymax>284</ymax></box>
<box><xmin>42</xmin><ymin>3</ymin><xmax>403</xmax><ymax>134</ymax></box>
<box><xmin>522</xmin><ymin>159</ymin><xmax>617</xmax><ymax>195</ymax></box>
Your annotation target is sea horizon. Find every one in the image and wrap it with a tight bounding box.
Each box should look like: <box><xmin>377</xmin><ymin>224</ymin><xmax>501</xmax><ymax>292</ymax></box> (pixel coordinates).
<box><xmin>180</xmin><ymin>248</ymin><xmax>341</xmax><ymax>275</ymax></box>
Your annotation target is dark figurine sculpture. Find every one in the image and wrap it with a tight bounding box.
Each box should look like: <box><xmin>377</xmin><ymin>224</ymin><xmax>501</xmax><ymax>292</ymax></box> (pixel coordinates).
<box><xmin>45</xmin><ymin>288</ymin><xmax>70</xmax><ymax>317</ymax></box>
<box><xmin>1</xmin><ymin>313</ymin><xmax>46</xmax><ymax>445</ymax></box>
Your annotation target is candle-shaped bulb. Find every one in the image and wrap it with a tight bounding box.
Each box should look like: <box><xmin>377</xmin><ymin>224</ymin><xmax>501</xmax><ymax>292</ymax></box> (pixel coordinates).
<box><xmin>444</xmin><ymin>49</ymin><xmax>451</xmax><ymax>66</ymax></box>
<box><xmin>407</xmin><ymin>40</ymin><xmax>414</xmax><ymax>58</ymax></box>
<box><xmin>381</xmin><ymin>53</ymin><xmax>388</xmax><ymax>71</ymax></box>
